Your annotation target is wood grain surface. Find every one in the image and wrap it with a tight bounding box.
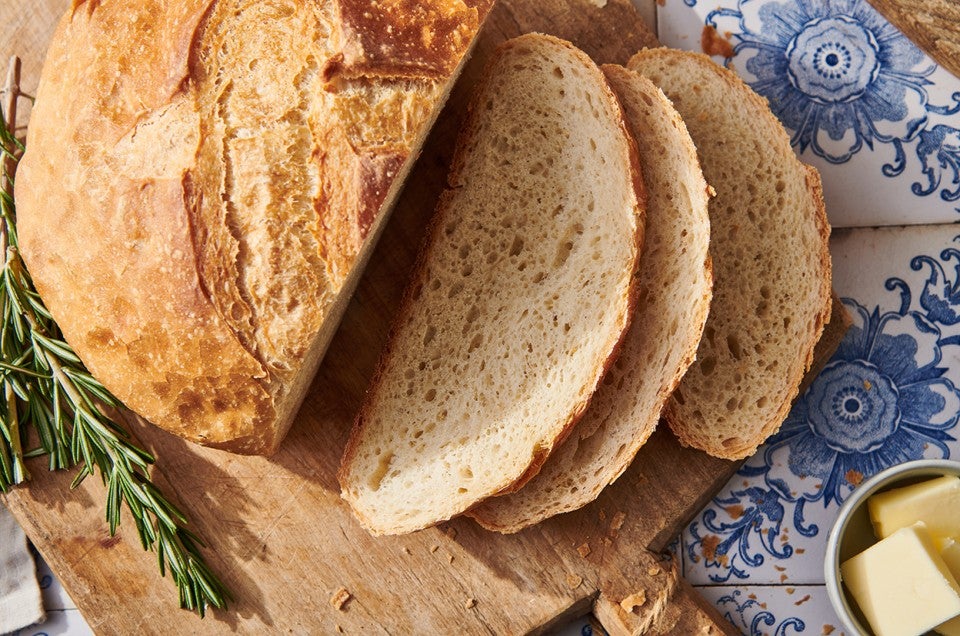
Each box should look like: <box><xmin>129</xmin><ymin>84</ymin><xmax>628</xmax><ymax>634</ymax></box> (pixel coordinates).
<box><xmin>867</xmin><ymin>0</ymin><xmax>960</xmax><ymax>80</ymax></box>
<box><xmin>1</xmin><ymin>1</ymin><xmax>843</xmax><ymax>634</ymax></box>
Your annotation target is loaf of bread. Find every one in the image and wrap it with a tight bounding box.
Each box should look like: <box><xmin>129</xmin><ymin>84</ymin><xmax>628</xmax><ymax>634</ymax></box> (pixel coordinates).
<box><xmin>338</xmin><ymin>34</ymin><xmax>645</xmax><ymax>535</ymax></box>
<box><xmin>15</xmin><ymin>0</ymin><xmax>491</xmax><ymax>454</ymax></box>
<box><xmin>468</xmin><ymin>65</ymin><xmax>712</xmax><ymax>532</ymax></box>
<box><xmin>628</xmin><ymin>49</ymin><xmax>832</xmax><ymax>460</ymax></box>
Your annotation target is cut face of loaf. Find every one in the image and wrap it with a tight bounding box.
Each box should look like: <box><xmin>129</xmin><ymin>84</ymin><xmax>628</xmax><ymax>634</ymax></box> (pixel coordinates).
<box><xmin>338</xmin><ymin>33</ymin><xmax>644</xmax><ymax>535</ymax></box>
<box><xmin>628</xmin><ymin>49</ymin><xmax>832</xmax><ymax>460</ymax></box>
<box><xmin>469</xmin><ymin>65</ymin><xmax>712</xmax><ymax>533</ymax></box>
<box><xmin>15</xmin><ymin>0</ymin><xmax>491</xmax><ymax>454</ymax></box>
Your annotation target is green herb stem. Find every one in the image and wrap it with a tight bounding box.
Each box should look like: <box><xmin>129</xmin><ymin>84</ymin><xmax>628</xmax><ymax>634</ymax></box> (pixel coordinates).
<box><xmin>0</xmin><ymin>56</ymin><xmax>230</xmax><ymax>617</ymax></box>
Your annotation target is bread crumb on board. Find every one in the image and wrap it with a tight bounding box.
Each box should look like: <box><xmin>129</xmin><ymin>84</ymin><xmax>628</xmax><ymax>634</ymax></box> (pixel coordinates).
<box><xmin>430</xmin><ymin>544</ymin><xmax>440</xmax><ymax>553</ymax></box>
<box><xmin>330</xmin><ymin>587</ymin><xmax>352</xmax><ymax>611</ymax></box>
<box><xmin>566</xmin><ymin>573</ymin><xmax>583</xmax><ymax>589</ymax></box>
<box><xmin>465</xmin><ymin>598</ymin><xmax>477</xmax><ymax>609</ymax></box>
<box><xmin>335</xmin><ymin>625</ymin><xmax>344</xmax><ymax>634</ymax></box>
<box><xmin>610</xmin><ymin>511</ymin><xmax>626</xmax><ymax>533</ymax></box>
<box><xmin>620</xmin><ymin>591</ymin><xmax>646</xmax><ymax>613</ymax></box>
<box><xmin>647</xmin><ymin>564</ymin><xmax>661</xmax><ymax>577</ymax></box>
<box><xmin>577</xmin><ymin>543</ymin><xmax>592</xmax><ymax>558</ymax></box>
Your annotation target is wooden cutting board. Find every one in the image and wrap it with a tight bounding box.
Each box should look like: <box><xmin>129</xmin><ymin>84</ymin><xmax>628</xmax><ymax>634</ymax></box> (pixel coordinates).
<box><xmin>0</xmin><ymin>1</ymin><xmax>843</xmax><ymax>634</ymax></box>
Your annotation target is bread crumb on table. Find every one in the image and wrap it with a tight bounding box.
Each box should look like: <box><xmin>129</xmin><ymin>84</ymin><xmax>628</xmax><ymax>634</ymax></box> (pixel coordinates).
<box><xmin>619</xmin><ymin>591</ymin><xmax>646</xmax><ymax>613</ymax></box>
<box><xmin>330</xmin><ymin>587</ymin><xmax>352</xmax><ymax>611</ymax></box>
<box><xmin>335</xmin><ymin>625</ymin><xmax>344</xmax><ymax>634</ymax></box>
<box><xmin>465</xmin><ymin>598</ymin><xmax>477</xmax><ymax>609</ymax></box>
<box><xmin>647</xmin><ymin>565</ymin><xmax>661</xmax><ymax>576</ymax></box>
<box><xmin>577</xmin><ymin>543</ymin><xmax>591</xmax><ymax>558</ymax></box>
<box><xmin>430</xmin><ymin>544</ymin><xmax>440</xmax><ymax>553</ymax></box>
<box><xmin>566</xmin><ymin>574</ymin><xmax>583</xmax><ymax>589</ymax></box>
<box><xmin>610</xmin><ymin>511</ymin><xmax>626</xmax><ymax>533</ymax></box>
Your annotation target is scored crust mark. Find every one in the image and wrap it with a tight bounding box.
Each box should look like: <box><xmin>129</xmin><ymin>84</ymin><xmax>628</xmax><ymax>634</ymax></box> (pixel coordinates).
<box><xmin>338</xmin><ymin>34</ymin><xmax>644</xmax><ymax>535</ymax></box>
<box><xmin>190</xmin><ymin>0</ymin><xmax>334</xmax><ymax>383</ymax></box>
<box><xmin>188</xmin><ymin>0</ymin><xmax>462</xmax><ymax>381</ymax></box>
<box><xmin>628</xmin><ymin>49</ymin><xmax>832</xmax><ymax>461</ymax></box>
<box><xmin>469</xmin><ymin>65</ymin><xmax>713</xmax><ymax>533</ymax></box>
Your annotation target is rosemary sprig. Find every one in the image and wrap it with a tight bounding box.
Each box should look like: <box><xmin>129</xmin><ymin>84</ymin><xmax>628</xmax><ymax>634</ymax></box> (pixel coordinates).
<box><xmin>0</xmin><ymin>57</ymin><xmax>230</xmax><ymax>617</ymax></box>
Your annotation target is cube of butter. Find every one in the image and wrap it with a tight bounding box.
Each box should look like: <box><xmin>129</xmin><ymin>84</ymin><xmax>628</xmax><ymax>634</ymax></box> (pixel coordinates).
<box><xmin>942</xmin><ymin>537</ymin><xmax>960</xmax><ymax>575</ymax></box>
<box><xmin>868</xmin><ymin>475</ymin><xmax>960</xmax><ymax>538</ymax></box>
<box><xmin>935</xmin><ymin>538</ymin><xmax>960</xmax><ymax>636</ymax></box>
<box><xmin>841</xmin><ymin>523</ymin><xmax>960</xmax><ymax>636</ymax></box>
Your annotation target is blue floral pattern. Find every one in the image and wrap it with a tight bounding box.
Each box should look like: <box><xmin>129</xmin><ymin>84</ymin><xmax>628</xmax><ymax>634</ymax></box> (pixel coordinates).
<box><xmin>738</xmin><ymin>0</ymin><xmax>932</xmax><ymax>163</ymax></box>
<box><xmin>682</xmin><ymin>0</ymin><xmax>960</xmax><ymax>208</ymax></box>
<box><xmin>770</xmin><ymin>305</ymin><xmax>956</xmax><ymax>506</ymax></box>
<box><xmin>687</xmin><ymin>238</ymin><xmax>960</xmax><ymax>584</ymax></box>
<box><xmin>715</xmin><ymin>590</ymin><xmax>805</xmax><ymax>636</ymax></box>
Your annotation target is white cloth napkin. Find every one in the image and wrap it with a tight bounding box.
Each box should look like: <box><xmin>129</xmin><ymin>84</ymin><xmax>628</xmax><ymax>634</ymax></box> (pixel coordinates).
<box><xmin>0</xmin><ymin>502</ymin><xmax>44</xmax><ymax>633</ymax></box>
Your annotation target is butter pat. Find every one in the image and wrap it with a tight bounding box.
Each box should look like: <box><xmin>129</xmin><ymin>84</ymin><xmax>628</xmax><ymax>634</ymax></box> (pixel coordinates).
<box><xmin>841</xmin><ymin>523</ymin><xmax>960</xmax><ymax>636</ymax></box>
<box><xmin>937</xmin><ymin>539</ymin><xmax>960</xmax><ymax>636</ymax></box>
<box><xmin>868</xmin><ymin>475</ymin><xmax>960</xmax><ymax>538</ymax></box>
<box><xmin>942</xmin><ymin>538</ymin><xmax>960</xmax><ymax>575</ymax></box>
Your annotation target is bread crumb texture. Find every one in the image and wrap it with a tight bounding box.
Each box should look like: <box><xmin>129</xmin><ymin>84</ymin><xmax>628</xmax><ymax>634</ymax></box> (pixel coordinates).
<box><xmin>339</xmin><ymin>34</ymin><xmax>641</xmax><ymax>534</ymax></box>
<box><xmin>468</xmin><ymin>64</ymin><xmax>711</xmax><ymax>533</ymax></box>
<box><xmin>620</xmin><ymin>591</ymin><xmax>647</xmax><ymax>613</ymax></box>
<box><xmin>628</xmin><ymin>49</ymin><xmax>831</xmax><ymax>460</ymax></box>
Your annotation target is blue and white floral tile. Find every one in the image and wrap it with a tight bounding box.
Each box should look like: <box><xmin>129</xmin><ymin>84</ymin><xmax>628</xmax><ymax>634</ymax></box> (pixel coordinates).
<box><xmin>684</xmin><ymin>223</ymin><xmax>960</xmax><ymax>629</ymax></box>
<box><xmin>697</xmin><ymin>585</ymin><xmax>847</xmax><ymax>636</ymax></box>
<box><xmin>4</xmin><ymin>553</ymin><xmax>91</xmax><ymax>636</ymax></box>
<box><xmin>7</xmin><ymin>608</ymin><xmax>93</xmax><ymax>636</ymax></box>
<box><xmin>658</xmin><ymin>0</ymin><xmax>960</xmax><ymax>228</ymax></box>
<box><xmin>34</xmin><ymin>555</ymin><xmax>78</xmax><ymax>613</ymax></box>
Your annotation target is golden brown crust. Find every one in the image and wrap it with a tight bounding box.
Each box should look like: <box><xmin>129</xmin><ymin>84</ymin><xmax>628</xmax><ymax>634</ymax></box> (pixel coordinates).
<box><xmin>17</xmin><ymin>0</ymin><xmax>277</xmax><ymax>453</ymax></box>
<box><xmin>331</xmin><ymin>0</ymin><xmax>487</xmax><ymax>79</ymax></box>
<box><xmin>17</xmin><ymin>0</ymin><xmax>489</xmax><ymax>455</ymax></box>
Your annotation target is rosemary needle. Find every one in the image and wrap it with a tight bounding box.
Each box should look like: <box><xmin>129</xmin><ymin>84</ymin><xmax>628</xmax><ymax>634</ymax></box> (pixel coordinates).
<box><xmin>0</xmin><ymin>58</ymin><xmax>230</xmax><ymax>617</ymax></box>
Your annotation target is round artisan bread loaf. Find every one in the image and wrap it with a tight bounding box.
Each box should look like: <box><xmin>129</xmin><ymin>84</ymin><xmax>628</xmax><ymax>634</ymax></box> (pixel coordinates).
<box><xmin>628</xmin><ymin>48</ymin><xmax>832</xmax><ymax>460</ymax></box>
<box><xmin>15</xmin><ymin>0</ymin><xmax>489</xmax><ymax>454</ymax></box>
<box><xmin>469</xmin><ymin>64</ymin><xmax>712</xmax><ymax>532</ymax></box>
<box><xmin>338</xmin><ymin>33</ymin><xmax>645</xmax><ymax>535</ymax></box>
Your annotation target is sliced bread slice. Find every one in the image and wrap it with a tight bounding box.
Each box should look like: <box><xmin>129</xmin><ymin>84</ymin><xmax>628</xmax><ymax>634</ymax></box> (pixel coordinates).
<box><xmin>468</xmin><ymin>65</ymin><xmax>712</xmax><ymax>532</ymax></box>
<box><xmin>628</xmin><ymin>49</ymin><xmax>832</xmax><ymax>460</ymax></box>
<box><xmin>338</xmin><ymin>33</ymin><xmax>645</xmax><ymax>535</ymax></box>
